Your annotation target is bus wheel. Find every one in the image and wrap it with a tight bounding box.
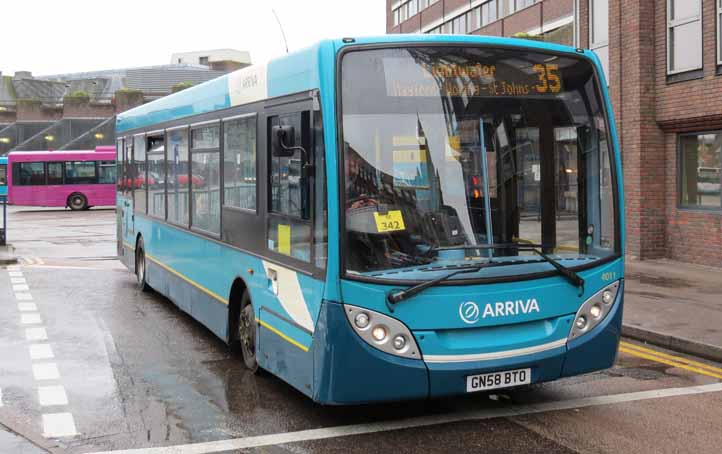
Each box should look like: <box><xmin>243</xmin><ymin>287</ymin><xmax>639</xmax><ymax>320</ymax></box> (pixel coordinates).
<box><xmin>135</xmin><ymin>239</ymin><xmax>151</xmax><ymax>292</ymax></box>
<box><xmin>238</xmin><ymin>292</ymin><xmax>259</xmax><ymax>373</ymax></box>
<box><xmin>68</xmin><ymin>193</ymin><xmax>88</xmax><ymax>211</ymax></box>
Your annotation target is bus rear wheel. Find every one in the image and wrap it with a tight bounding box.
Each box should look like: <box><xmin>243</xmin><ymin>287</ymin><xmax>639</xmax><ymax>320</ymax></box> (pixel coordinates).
<box><xmin>68</xmin><ymin>193</ymin><xmax>88</xmax><ymax>211</ymax></box>
<box><xmin>238</xmin><ymin>292</ymin><xmax>259</xmax><ymax>373</ymax></box>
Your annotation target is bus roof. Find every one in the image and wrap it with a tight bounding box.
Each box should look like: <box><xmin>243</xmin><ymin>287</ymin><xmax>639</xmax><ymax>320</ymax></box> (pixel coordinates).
<box><xmin>116</xmin><ymin>35</ymin><xmax>599</xmax><ymax>135</ymax></box>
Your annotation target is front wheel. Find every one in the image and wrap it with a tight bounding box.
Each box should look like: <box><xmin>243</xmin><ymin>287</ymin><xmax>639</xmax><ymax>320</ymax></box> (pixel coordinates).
<box><xmin>135</xmin><ymin>239</ymin><xmax>151</xmax><ymax>292</ymax></box>
<box><xmin>238</xmin><ymin>292</ymin><xmax>259</xmax><ymax>373</ymax></box>
<box><xmin>68</xmin><ymin>193</ymin><xmax>88</xmax><ymax>211</ymax></box>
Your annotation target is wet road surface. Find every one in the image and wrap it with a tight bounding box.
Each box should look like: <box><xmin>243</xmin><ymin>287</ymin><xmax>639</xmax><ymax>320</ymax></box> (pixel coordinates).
<box><xmin>1</xmin><ymin>206</ymin><xmax>722</xmax><ymax>453</ymax></box>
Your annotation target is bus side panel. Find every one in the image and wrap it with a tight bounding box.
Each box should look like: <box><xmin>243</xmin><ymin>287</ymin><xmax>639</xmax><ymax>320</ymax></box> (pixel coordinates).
<box><xmin>136</xmin><ymin>216</ymin><xmax>229</xmax><ymax>339</ymax></box>
<box><xmin>258</xmin><ymin>308</ymin><xmax>315</xmax><ymax>398</ymax></box>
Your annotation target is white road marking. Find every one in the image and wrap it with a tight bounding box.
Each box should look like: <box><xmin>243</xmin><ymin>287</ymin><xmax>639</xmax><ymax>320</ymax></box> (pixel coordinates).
<box><xmin>7</xmin><ymin>265</ymin><xmax>20</xmax><ymax>271</ymax></box>
<box><xmin>12</xmin><ymin>284</ymin><xmax>30</xmax><ymax>292</ymax></box>
<box><xmin>15</xmin><ymin>292</ymin><xmax>33</xmax><ymax>301</ymax></box>
<box><xmin>25</xmin><ymin>327</ymin><xmax>48</xmax><ymax>341</ymax></box>
<box><xmin>32</xmin><ymin>363</ymin><xmax>60</xmax><ymax>381</ymax></box>
<box><xmin>41</xmin><ymin>412</ymin><xmax>78</xmax><ymax>438</ymax></box>
<box><xmin>20</xmin><ymin>313</ymin><xmax>42</xmax><ymax>325</ymax></box>
<box><xmin>23</xmin><ymin>265</ymin><xmax>113</xmax><ymax>271</ymax></box>
<box><xmin>11</xmin><ymin>277</ymin><xmax>27</xmax><ymax>284</ymax></box>
<box><xmin>85</xmin><ymin>382</ymin><xmax>722</xmax><ymax>454</ymax></box>
<box><xmin>18</xmin><ymin>302</ymin><xmax>38</xmax><ymax>312</ymax></box>
<box><xmin>38</xmin><ymin>386</ymin><xmax>69</xmax><ymax>406</ymax></box>
<box><xmin>8</xmin><ymin>271</ymin><xmax>23</xmax><ymax>277</ymax></box>
<box><xmin>29</xmin><ymin>344</ymin><xmax>55</xmax><ymax>360</ymax></box>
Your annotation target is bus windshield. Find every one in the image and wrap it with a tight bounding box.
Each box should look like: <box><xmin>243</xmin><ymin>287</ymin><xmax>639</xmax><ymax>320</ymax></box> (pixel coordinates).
<box><xmin>341</xmin><ymin>46</ymin><xmax>618</xmax><ymax>278</ymax></box>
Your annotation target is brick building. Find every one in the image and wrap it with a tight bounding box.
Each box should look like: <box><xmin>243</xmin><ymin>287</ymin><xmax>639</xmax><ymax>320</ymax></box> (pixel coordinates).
<box><xmin>387</xmin><ymin>0</ymin><xmax>722</xmax><ymax>267</ymax></box>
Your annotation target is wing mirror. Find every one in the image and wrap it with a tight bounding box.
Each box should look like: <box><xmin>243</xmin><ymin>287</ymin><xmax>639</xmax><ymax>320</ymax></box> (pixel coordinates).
<box><xmin>272</xmin><ymin>125</ymin><xmax>297</xmax><ymax>157</ymax></box>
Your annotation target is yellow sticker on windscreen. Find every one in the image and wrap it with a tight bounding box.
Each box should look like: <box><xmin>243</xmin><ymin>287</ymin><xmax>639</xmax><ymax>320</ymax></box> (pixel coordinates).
<box><xmin>374</xmin><ymin>210</ymin><xmax>406</xmax><ymax>233</ymax></box>
<box><xmin>278</xmin><ymin>224</ymin><xmax>291</xmax><ymax>255</ymax></box>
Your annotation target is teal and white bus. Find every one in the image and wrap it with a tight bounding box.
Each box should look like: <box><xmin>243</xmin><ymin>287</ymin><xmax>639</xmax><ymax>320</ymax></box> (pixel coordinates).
<box><xmin>116</xmin><ymin>35</ymin><xmax>624</xmax><ymax>404</ymax></box>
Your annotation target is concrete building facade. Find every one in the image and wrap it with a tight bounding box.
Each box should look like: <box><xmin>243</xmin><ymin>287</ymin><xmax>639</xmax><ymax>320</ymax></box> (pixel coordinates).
<box><xmin>387</xmin><ymin>0</ymin><xmax>722</xmax><ymax>267</ymax></box>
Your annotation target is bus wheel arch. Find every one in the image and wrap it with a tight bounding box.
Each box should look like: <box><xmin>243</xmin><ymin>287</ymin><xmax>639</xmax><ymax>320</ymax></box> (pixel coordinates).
<box><xmin>135</xmin><ymin>235</ymin><xmax>151</xmax><ymax>292</ymax></box>
<box><xmin>67</xmin><ymin>192</ymin><xmax>88</xmax><ymax>211</ymax></box>
<box><xmin>229</xmin><ymin>278</ymin><xmax>259</xmax><ymax>373</ymax></box>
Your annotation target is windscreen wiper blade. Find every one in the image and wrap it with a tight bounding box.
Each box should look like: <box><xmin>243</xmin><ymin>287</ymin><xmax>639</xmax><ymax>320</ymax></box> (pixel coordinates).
<box><xmin>386</xmin><ymin>265</ymin><xmax>485</xmax><ymax>311</ymax></box>
<box><xmin>524</xmin><ymin>246</ymin><xmax>585</xmax><ymax>296</ymax></box>
<box><xmin>422</xmin><ymin>242</ymin><xmax>585</xmax><ymax>296</ymax></box>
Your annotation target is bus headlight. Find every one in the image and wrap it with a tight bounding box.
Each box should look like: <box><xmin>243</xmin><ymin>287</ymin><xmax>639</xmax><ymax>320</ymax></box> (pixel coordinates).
<box><xmin>569</xmin><ymin>280</ymin><xmax>621</xmax><ymax>340</ymax></box>
<box><xmin>344</xmin><ymin>304</ymin><xmax>420</xmax><ymax>359</ymax></box>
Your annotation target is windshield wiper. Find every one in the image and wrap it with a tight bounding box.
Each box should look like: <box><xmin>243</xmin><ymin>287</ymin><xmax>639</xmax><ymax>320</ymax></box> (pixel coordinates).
<box><xmin>386</xmin><ymin>265</ymin><xmax>486</xmax><ymax>311</ymax></box>
<box><xmin>421</xmin><ymin>243</ymin><xmax>585</xmax><ymax>296</ymax></box>
<box><xmin>522</xmin><ymin>245</ymin><xmax>585</xmax><ymax>297</ymax></box>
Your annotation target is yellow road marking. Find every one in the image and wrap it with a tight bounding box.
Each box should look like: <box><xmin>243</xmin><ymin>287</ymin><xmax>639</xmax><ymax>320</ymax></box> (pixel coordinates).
<box><xmin>619</xmin><ymin>346</ymin><xmax>722</xmax><ymax>380</ymax></box>
<box><xmin>258</xmin><ymin>319</ymin><xmax>309</xmax><ymax>352</ymax></box>
<box><xmin>144</xmin><ymin>254</ymin><xmax>228</xmax><ymax>305</ymax></box>
<box><xmin>620</xmin><ymin>341</ymin><xmax>722</xmax><ymax>375</ymax></box>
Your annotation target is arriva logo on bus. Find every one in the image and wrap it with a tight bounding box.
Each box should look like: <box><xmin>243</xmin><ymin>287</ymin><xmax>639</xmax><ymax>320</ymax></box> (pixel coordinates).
<box><xmin>459</xmin><ymin>299</ymin><xmax>540</xmax><ymax>324</ymax></box>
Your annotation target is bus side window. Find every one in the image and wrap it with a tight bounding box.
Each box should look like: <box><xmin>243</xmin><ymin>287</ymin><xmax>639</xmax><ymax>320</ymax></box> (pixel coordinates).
<box><xmin>267</xmin><ymin>111</ymin><xmax>313</xmax><ymax>262</ymax></box>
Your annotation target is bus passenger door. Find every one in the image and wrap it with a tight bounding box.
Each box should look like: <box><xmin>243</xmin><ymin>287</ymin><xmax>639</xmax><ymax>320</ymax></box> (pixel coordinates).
<box><xmin>257</xmin><ymin>102</ymin><xmax>326</xmax><ymax>397</ymax></box>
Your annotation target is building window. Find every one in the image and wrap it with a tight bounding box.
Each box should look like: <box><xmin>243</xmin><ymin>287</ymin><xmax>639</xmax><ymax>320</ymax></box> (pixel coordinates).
<box><xmin>393</xmin><ymin>8</ymin><xmax>400</xmax><ymax>26</ymax></box>
<box><xmin>667</xmin><ymin>0</ymin><xmax>703</xmax><ymax>74</ymax></box>
<box><xmin>408</xmin><ymin>0</ymin><xmax>418</xmax><ymax>18</ymax></box>
<box><xmin>589</xmin><ymin>0</ymin><xmax>609</xmax><ymax>82</ymax></box>
<box><xmin>679</xmin><ymin>132</ymin><xmax>722</xmax><ymax>209</ymax></box>
<box><xmin>223</xmin><ymin>115</ymin><xmax>257</xmax><ymax>210</ymax></box>
<box><xmin>718</xmin><ymin>0</ymin><xmax>722</xmax><ymax>65</ymax></box>
<box><xmin>450</xmin><ymin>12</ymin><xmax>468</xmax><ymax>34</ymax></box>
<box><xmin>510</xmin><ymin>0</ymin><xmax>536</xmax><ymax>13</ymax></box>
<box><xmin>474</xmin><ymin>1</ymin><xmax>500</xmax><ymax>30</ymax></box>
<box><xmin>199</xmin><ymin>56</ymin><xmax>209</xmax><ymax>66</ymax></box>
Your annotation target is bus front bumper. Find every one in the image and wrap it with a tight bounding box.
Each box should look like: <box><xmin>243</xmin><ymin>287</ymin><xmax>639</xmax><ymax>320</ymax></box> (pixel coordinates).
<box><xmin>312</xmin><ymin>292</ymin><xmax>622</xmax><ymax>405</ymax></box>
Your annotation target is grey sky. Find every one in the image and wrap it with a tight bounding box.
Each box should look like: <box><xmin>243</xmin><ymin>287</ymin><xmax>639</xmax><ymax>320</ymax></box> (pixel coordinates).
<box><xmin>2</xmin><ymin>0</ymin><xmax>386</xmax><ymax>76</ymax></box>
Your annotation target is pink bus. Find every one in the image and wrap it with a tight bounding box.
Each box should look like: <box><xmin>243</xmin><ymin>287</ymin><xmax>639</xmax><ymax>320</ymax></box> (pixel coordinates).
<box><xmin>8</xmin><ymin>147</ymin><xmax>116</xmax><ymax>210</ymax></box>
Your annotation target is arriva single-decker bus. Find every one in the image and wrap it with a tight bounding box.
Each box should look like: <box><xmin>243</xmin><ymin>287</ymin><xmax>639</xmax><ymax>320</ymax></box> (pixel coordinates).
<box><xmin>116</xmin><ymin>35</ymin><xmax>624</xmax><ymax>404</ymax></box>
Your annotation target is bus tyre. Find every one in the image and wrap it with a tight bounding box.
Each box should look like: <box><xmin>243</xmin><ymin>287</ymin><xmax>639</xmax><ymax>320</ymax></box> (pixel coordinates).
<box><xmin>238</xmin><ymin>292</ymin><xmax>260</xmax><ymax>373</ymax></box>
<box><xmin>135</xmin><ymin>239</ymin><xmax>151</xmax><ymax>292</ymax></box>
<box><xmin>68</xmin><ymin>193</ymin><xmax>88</xmax><ymax>211</ymax></box>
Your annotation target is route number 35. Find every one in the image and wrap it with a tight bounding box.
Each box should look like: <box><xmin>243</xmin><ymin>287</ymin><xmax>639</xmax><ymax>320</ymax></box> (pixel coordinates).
<box><xmin>533</xmin><ymin>64</ymin><xmax>562</xmax><ymax>94</ymax></box>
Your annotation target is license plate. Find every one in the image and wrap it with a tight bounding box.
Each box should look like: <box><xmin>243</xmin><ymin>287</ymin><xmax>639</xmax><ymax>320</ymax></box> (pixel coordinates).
<box><xmin>466</xmin><ymin>368</ymin><xmax>531</xmax><ymax>393</ymax></box>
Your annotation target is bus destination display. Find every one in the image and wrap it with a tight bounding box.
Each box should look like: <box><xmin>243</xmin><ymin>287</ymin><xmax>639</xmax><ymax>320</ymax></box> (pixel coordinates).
<box><xmin>386</xmin><ymin>61</ymin><xmax>564</xmax><ymax>98</ymax></box>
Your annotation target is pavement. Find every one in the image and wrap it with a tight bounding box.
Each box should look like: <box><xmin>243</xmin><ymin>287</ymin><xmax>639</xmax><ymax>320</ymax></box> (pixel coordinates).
<box><xmin>623</xmin><ymin>259</ymin><xmax>722</xmax><ymax>363</ymax></box>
